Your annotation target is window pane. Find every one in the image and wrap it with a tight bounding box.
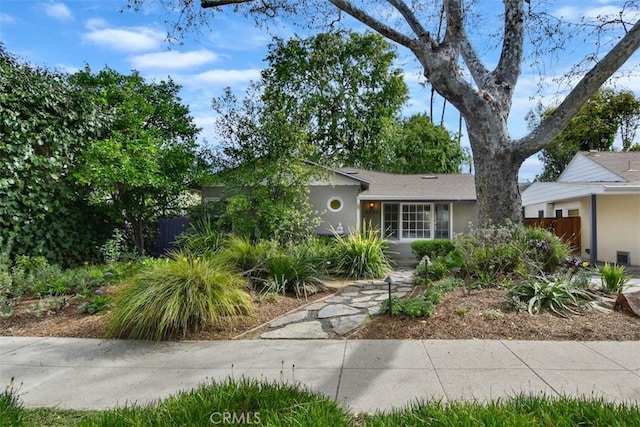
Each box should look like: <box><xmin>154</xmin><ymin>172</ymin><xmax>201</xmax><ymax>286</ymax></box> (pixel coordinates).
<box><xmin>435</xmin><ymin>204</ymin><xmax>450</xmax><ymax>239</ymax></box>
<box><xmin>383</xmin><ymin>203</ymin><xmax>399</xmax><ymax>239</ymax></box>
<box><xmin>401</xmin><ymin>203</ymin><xmax>431</xmax><ymax>239</ymax></box>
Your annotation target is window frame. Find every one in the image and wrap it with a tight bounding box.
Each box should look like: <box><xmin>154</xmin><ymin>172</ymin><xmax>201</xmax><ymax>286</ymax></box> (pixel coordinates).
<box><xmin>327</xmin><ymin>196</ymin><xmax>344</xmax><ymax>213</ymax></box>
<box><xmin>382</xmin><ymin>202</ymin><xmax>452</xmax><ymax>241</ymax></box>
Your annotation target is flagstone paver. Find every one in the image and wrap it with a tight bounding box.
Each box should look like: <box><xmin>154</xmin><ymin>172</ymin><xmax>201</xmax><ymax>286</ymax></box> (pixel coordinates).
<box><xmin>260</xmin><ymin>269</ymin><xmax>416</xmax><ymax>339</ymax></box>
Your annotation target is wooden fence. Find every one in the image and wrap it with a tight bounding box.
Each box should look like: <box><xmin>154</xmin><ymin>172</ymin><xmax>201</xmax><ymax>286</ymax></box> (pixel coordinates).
<box><xmin>524</xmin><ymin>216</ymin><xmax>581</xmax><ymax>254</ymax></box>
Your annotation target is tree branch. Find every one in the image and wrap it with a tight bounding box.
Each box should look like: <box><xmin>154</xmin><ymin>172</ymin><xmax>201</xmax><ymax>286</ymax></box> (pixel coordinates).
<box><xmin>492</xmin><ymin>0</ymin><xmax>524</xmax><ymax>89</ymax></box>
<box><xmin>386</xmin><ymin>0</ymin><xmax>431</xmax><ymax>44</ymax></box>
<box><xmin>460</xmin><ymin>35</ymin><xmax>490</xmax><ymax>88</ymax></box>
<box><xmin>517</xmin><ymin>18</ymin><xmax>640</xmax><ymax>156</ymax></box>
<box><xmin>328</xmin><ymin>0</ymin><xmax>415</xmax><ymax>49</ymax></box>
<box><xmin>201</xmin><ymin>0</ymin><xmax>254</xmax><ymax>7</ymax></box>
<box><xmin>442</xmin><ymin>0</ymin><xmax>464</xmax><ymax>45</ymax></box>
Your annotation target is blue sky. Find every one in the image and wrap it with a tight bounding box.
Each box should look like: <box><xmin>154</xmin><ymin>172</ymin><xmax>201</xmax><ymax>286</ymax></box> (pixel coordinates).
<box><xmin>2</xmin><ymin>1</ymin><xmax>639</xmax><ymax>181</ymax></box>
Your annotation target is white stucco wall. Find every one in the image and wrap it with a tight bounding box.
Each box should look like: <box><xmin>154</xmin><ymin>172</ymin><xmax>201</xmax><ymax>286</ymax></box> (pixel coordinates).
<box><xmin>596</xmin><ymin>194</ymin><xmax>640</xmax><ymax>264</ymax></box>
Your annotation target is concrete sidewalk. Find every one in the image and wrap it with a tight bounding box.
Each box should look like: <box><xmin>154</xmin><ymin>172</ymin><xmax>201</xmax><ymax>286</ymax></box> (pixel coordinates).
<box><xmin>1</xmin><ymin>337</ymin><xmax>639</xmax><ymax>414</ymax></box>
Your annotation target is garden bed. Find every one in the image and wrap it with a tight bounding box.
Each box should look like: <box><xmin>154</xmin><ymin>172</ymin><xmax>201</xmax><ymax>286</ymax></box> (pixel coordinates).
<box><xmin>3</xmin><ymin>283</ymin><xmax>640</xmax><ymax>341</ymax></box>
<box><xmin>0</xmin><ymin>288</ymin><xmax>336</xmax><ymax>340</ymax></box>
<box><xmin>348</xmin><ymin>287</ymin><xmax>640</xmax><ymax>341</ymax></box>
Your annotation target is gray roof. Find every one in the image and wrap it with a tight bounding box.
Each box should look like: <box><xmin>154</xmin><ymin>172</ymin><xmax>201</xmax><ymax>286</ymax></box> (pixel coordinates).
<box><xmin>337</xmin><ymin>168</ymin><xmax>476</xmax><ymax>201</ymax></box>
<box><xmin>581</xmin><ymin>151</ymin><xmax>640</xmax><ymax>182</ymax></box>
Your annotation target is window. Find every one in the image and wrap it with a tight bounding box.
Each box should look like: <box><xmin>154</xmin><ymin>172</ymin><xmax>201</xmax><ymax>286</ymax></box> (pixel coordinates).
<box><xmin>402</xmin><ymin>203</ymin><xmax>431</xmax><ymax>239</ymax></box>
<box><xmin>383</xmin><ymin>203</ymin><xmax>450</xmax><ymax>240</ymax></box>
<box><xmin>555</xmin><ymin>209</ymin><xmax>563</xmax><ymax>218</ymax></box>
<box><xmin>383</xmin><ymin>203</ymin><xmax>399</xmax><ymax>239</ymax></box>
<box><xmin>435</xmin><ymin>204</ymin><xmax>450</xmax><ymax>239</ymax></box>
<box><xmin>327</xmin><ymin>197</ymin><xmax>343</xmax><ymax>212</ymax></box>
<box><xmin>568</xmin><ymin>209</ymin><xmax>579</xmax><ymax>217</ymax></box>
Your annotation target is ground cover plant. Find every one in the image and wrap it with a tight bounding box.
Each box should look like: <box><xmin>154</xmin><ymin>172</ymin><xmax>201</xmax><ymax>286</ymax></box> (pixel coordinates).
<box><xmin>4</xmin><ymin>379</ymin><xmax>640</xmax><ymax>427</ymax></box>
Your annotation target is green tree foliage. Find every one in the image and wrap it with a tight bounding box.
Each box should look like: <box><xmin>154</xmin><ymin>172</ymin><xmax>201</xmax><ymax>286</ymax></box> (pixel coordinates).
<box><xmin>69</xmin><ymin>67</ymin><xmax>203</xmax><ymax>254</ymax></box>
<box><xmin>535</xmin><ymin>89</ymin><xmax>640</xmax><ymax>181</ymax></box>
<box><xmin>388</xmin><ymin>113</ymin><xmax>464</xmax><ymax>173</ymax></box>
<box><xmin>257</xmin><ymin>30</ymin><xmax>409</xmax><ymax>170</ymax></box>
<box><xmin>208</xmin><ymin>31</ymin><xmax>417</xmax><ymax>242</ymax></box>
<box><xmin>0</xmin><ymin>45</ymin><xmax>114</xmax><ymax>266</ymax></box>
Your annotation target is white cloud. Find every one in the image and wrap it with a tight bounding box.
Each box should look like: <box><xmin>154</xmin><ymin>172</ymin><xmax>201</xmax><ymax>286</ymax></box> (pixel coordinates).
<box><xmin>44</xmin><ymin>2</ymin><xmax>73</xmax><ymax>21</ymax></box>
<box><xmin>191</xmin><ymin>68</ymin><xmax>262</xmax><ymax>85</ymax></box>
<box><xmin>83</xmin><ymin>21</ymin><xmax>165</xmax><ymax>53</ymax></box>
<box><xmin>0</xmin><ymin>13</ymin><xmax>15</xmax><ymax>24</ymax></box>
<box><xmin>553</xmin><ymin>5</ymin><xmax>638</xmax><ymax>22</ymax></box>
<box><xmin>130</xmin><ymin>49</ymin><xmax>218</xmax><ymax>70</ymax></box>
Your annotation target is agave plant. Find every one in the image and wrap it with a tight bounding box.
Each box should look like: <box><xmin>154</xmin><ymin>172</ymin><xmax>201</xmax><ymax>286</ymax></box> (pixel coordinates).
<box><xmin>507</xmin><ymin>275</ymin><xmax>590</xmax><ymax>318</ymax></box>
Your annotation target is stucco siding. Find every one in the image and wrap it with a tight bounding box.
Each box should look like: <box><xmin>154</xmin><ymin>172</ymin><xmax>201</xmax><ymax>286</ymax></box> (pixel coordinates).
<box><xmin>310</xmin><ymin>184</ymin><xmax>361</xmax><ymax>235</ymax></box>
<box><xmin>452</xmin><ymin>203</ymin><xmax>478</xmax><ymax>235</ymax></box>
<box><xmin>596</xmin><ymin>194</ymin><xmax>640</xmax><ymax>264</ymax></box>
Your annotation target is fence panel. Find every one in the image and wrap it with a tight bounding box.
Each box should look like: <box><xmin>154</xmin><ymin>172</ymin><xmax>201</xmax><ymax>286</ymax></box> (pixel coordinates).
<box><xmin>524</xmin><ymin>217</ymin><xmax>581</xmax><ymax>254</ymax></box>
<box><xmin>157</xmin><ymin>216</ymin><xmax>190</xmax><ymax>256</ymax></box>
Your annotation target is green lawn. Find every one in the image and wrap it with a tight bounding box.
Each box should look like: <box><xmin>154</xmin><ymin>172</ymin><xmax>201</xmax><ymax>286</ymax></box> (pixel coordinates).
<box><xmin>3</xmin><ymin>378</ymin><xmax>639</xmax><ymax>427</ymax></box>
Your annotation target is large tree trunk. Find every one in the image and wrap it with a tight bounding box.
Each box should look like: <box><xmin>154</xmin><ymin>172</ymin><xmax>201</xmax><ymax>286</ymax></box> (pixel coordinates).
<box><xmin>471</xmin><ymin>142</ymin><xmax>523</xmax><ymax>226</ymax></box>
<box><xmin>465</xmin><ymin>109</ymin><xmax>525</xmax><ymax>227</ymax></box>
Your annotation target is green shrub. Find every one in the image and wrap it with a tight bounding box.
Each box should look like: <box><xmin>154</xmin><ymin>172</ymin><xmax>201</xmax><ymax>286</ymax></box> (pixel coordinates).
<box><xmin>455</xmin><ymin>224</ymin><xmax>571</xmax><ymax>287</ymax></box>
<box><xmin>402</xmin><ymin>297</ymin><xmax>435</xmax><ymax>318</ymax></box>
<box><xmin>176</xmin><ymin>216</ymin><xmax>223</xmax><ymax>256</ymax></box>
<box><xmin>411</xmin><ymin>239</ymin><xmax>456</xmax><ymax>261</ymax></box>
<box><xmin>263</xmin><ymin>244</ymin><xmax>326</xmax><ymax>297</ymax></box>
<box><xmin>598</xmin><ymin>262</ymin><xmax>631</xmax><ymax>294</ymax></box>
<box><xmin>380</xmin><ymin>296</ymin><xmax>435</xmax><ymax>318</ymax></box>
<box><xmin>380</xmin><ymin>296</ymin><xmax>404</xmax><ymax>316</ymax></box>
<box><xmin>424</xmin><ymin>287</ymin><xmax>444</xmax><ymax>304</ymax></box>
<box><xmin>105</xmin><ymin>251</ymin><xmax>254</xmax><ymax>340</ymax></box>
<box><xmin>78</xmin><ymin>292</ymin><xmax>113</xmax><ymax>315</ymax></box>
<box><xmin>507</xmin><ymin>275</ymin><xmax>590</xmax><ymax>317</ymax></box>
<box><xmin>331</xmin><ymin>226</ymin><xmax>391</xmax><ymax>279</ymax></box>
<box><xmin>219</xmin><ymin>235</ymin><xmax>275</xmax><ymax>276</ymax></box>
<box><xmin>521</xmin><ymin>227</ymin><xmax>571</xmax><ymax>273</ymax></box>
<box><xmin>10</xmin><ymin>257</ymin><xmax>63</xmax><ymax>298</ymax></box>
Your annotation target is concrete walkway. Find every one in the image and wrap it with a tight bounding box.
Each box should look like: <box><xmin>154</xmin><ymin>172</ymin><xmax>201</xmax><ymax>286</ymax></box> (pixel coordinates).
<box><xmin>260</xmin><ymin>269</ymin><xmax>415</xmax><ymax>339</ymax></box>
<box><xmin>2</xmin><ymin>337</ymin><xmax>639</xmax><ymax>414</ymax></box>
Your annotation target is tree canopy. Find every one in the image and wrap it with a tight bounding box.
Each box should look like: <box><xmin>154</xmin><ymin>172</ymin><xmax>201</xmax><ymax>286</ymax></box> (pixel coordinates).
<box><xmin>530</xmin><ymin>89</ymin><xmax>640</xmax><ymax>181</ymax></box>
<box><xmin>70</xmin><ymin>67</ymin><xmax>203</xmax><ymax>254</ymax></box>
<box><xmin>214</xmin><ymin>30</ymin><xmax>409</xmax><ymax>171</ymax></box>
<box><xmin>128</xmin><ymin>0</ymin><xmax>640</xmax><ymax>227</ymax></box>
<box><xmin>388</xmin><ymin>113</ymin><xmax>465</xmax><ymax>174</ymax></box>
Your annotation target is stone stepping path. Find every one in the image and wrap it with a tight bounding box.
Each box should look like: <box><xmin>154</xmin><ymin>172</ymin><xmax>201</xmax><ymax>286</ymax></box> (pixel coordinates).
<box><xmin>260</xmin><ymin>269</ymin><xmax>415</xmax><ymax>339</ymax></box>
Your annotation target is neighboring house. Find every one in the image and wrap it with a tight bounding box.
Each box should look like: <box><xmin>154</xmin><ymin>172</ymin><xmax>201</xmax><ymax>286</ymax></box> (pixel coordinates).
<box><xmin>521</xmin><ymin>151</ymin><xmax>640</xmax><ymax>266</ymax></box>
<box><xmin>202</xmin><ymin>165</ymin><xmax>478</xmax><ymax>264</ymax></box>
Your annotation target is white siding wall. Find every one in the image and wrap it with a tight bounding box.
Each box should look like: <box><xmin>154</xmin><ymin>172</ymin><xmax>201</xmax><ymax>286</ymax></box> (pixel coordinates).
<box><xmin>559</xmin><ymin>154</ymin><xmax>625</xmax><ymax>182</ymax></box>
